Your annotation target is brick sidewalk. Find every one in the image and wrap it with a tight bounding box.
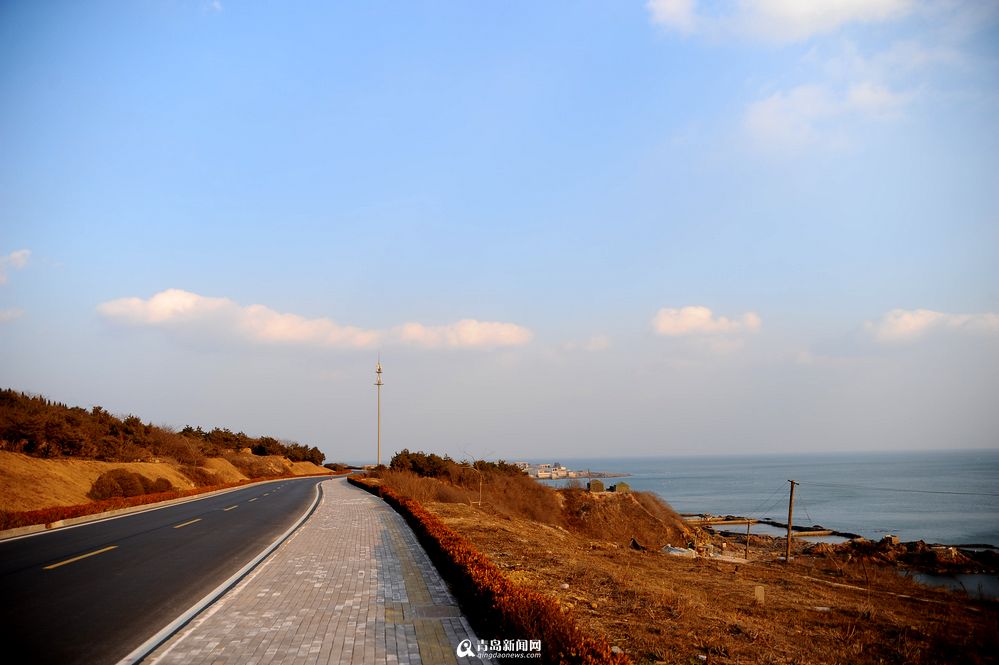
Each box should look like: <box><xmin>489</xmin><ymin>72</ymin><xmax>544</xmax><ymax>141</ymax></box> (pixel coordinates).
<box><xmin>146</xmin><ymin>478</ymin><xmax>491</xmax><ymax>665</ymax></box>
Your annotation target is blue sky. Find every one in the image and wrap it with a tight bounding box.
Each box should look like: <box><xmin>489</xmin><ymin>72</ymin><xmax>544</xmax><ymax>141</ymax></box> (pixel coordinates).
<box><xmin>2</xmin><ymin>1</ymin><xmax>997</xmax><ymax>463</ymax></box>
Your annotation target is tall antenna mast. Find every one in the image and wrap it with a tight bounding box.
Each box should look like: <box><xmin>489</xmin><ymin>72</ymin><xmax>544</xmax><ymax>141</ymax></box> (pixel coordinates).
<box><xmin>374</xmin><ymin>356</ymin><xmax>383</xmax><ymax>467</ymax></box>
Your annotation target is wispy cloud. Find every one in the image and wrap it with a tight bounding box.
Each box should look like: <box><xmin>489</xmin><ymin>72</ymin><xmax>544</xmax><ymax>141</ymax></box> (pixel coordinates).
<box><xmin>646</xmin><ymin>2</ymin><xmax>982</xmax><ymax>156</ymax></box>
<box><xmin>744</xmin><ymin>85</ymin><xmax>839</xmax><ymax>152</ymax></box>
<box><xmin>647</xmin><ymin>0</ymin><xmax>914</xmax><ymax>43</ymax></box>
<box><xmin>0</xmin><ymin>308</ymin><xmax>24</xmax><ymax>323</ymax></box>
<box><xmin>737</xmin><ymin>0</ymin><xmax>914</xmax><ymax>43</ymax></box>
<box><xmin>647</xmin><ymin>0</ymin><xmax>697</xmax><ymax>34</ymax></box>
<box><xmin>653</xmin><ymin>306</ymin><xmax>761</xmax><ymax>336</ymax></box>
<box><xmin>865</xmin><ymin>308</ymin><xmax>999</xmax><ymax>342</ymax></box>
<box><xmin>818</xmin><ymin>39</ymin><xmax>963</xmax><ymax>83</ymax></box>
<box><xmin>743</xmin><ymin>82</ymin><xmax>912</xmax><ymax>152</ymax></box>
<box><xmin>562</xmin><ymin>334</ymin><xmax>612</xmax><ymax>352</ymax></box>
<box><xmin>0</xmin><ymin>249</ymin><xmax>30</xmax><ymax>285</ymax></box>
<box><xmin>97</xmin><ymin>289</ymin><xmax>532</xmax><ymax>350</ymax></box>
<box><xmin>393</xmin><ymin>320</ymin><xmax>533</xmax><ymax>349</ymax></box>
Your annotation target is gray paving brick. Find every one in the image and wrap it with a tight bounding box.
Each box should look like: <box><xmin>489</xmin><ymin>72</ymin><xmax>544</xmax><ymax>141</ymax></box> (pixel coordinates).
<box><xmin>147</xmin><ymin>478</ymin><xmax>492</xmax><ymax>665</ymax></box>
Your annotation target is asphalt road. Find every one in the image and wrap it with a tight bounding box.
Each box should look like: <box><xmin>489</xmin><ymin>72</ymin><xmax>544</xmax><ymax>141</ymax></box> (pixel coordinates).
<box><xmin>0</xmin><ymin>476</ymin><xmax>327</xmax><ymax>665</ymax></box>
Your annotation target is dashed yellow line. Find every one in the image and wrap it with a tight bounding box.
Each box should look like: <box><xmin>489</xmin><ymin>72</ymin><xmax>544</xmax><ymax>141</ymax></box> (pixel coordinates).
<box><xmin>224</xmin><ymin>505</ymin><xmax>238</xmax><ymax>512</ymax></box>
<box><xmin>174</xmin><ymin>518</ymin><xmax>202</xmax><ymax>529</ymax></box>
<box><xmin>44</xmin><ymin>545</ymin><xmax>118</xmax><ymax>570</ymax></box>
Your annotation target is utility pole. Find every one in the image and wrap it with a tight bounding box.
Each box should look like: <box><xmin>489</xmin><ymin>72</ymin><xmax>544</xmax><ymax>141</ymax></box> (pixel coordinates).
<box><xmin>374</xmin><ymin>357</ymin><xmax>383</xmax><ymax>467</ymax></box>
<box><xmin>785</xmin><ymin>480</ymin><xmax>798</xmax><ymax>563</ymax></box>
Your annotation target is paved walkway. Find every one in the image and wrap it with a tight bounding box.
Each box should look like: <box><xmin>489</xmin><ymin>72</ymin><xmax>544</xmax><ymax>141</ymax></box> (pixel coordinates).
<box><xmin>147</xmin><ymin>478</ymin><xmax>490</xmax><ymax>665</ymax></box>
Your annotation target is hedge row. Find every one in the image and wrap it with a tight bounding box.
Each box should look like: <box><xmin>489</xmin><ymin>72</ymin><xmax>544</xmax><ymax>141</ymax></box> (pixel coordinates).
<box><xmin>0</xmin><ymin>470</ymin><xmax>346</xmax><ymax>532</ymax></box>
<box><xmin>348</xmin><ymin>476</ymin><xmax>631</xmax><ymax>665</ymax></box>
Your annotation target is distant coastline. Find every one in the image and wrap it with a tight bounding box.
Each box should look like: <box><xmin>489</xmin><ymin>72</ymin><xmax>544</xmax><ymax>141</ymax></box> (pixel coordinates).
<box><xmin>529</xmin><ymin>450</ymin><xmax>999</xmax><ymax>546</ymax></box>
<box><xmin>517</xmin><ymin>461</ymin><xmax>629</xmax><ymax>480</ymax></box>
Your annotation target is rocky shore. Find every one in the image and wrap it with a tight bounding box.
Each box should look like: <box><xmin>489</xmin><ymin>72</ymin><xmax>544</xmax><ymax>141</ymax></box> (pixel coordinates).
<box><xmin>691</xmin><ymin>513</ymin><xmax>999</xmax><ymax>576</ymax></box>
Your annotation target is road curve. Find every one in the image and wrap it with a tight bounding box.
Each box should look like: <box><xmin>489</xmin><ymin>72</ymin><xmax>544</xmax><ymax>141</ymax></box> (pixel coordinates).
<box><xmin>0</xmin><ymin>476</ymin><xmax>326</xmax><ymax>665</ymax></box>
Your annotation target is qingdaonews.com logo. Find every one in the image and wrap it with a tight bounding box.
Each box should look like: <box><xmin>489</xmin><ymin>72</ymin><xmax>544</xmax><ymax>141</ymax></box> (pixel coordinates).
<box><xmin>456</xmin><ymin>638</ymin><xmax>543</xmax><ymax>659</ymax></box>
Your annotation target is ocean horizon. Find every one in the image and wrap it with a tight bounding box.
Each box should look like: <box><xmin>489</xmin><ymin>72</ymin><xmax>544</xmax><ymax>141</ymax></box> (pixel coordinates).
<box><xmin>526</xmin><ymin>449</ymin><xmax>999</xmax><ymax>546</ymax></box>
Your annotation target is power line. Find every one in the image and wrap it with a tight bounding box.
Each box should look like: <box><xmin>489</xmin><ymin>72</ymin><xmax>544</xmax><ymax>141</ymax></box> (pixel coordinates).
<box><xmin>747</xmin><ymin>484</ymin><xmax>787</xmax><ymax>517</ymax></box>
<box><xmin>802</xmin><ymin>480</ymin><xmax>999</xmax><ymax>498</ymax></box>
<box><xmin>796</xmin><ymin>489</ymin><xmax>813</xmax><ymax>523</ymax></box>
<box><xmin>756</xmin><ymin>493</ymin><xmax>788</xmax><ymax>517</ymax></box>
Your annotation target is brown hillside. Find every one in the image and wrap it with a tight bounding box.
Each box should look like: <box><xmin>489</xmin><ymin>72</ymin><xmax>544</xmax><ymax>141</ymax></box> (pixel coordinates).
<box><xmin>562</xmin><ymin>489</ymin><xmax>700</xmax><ymax>549</ymax></box>
<box><xmin>375</xmin><ymin>467</ymin><xmax>701</xmax><ymax>551</ymax></box>
<box><xmin>420</xmin><ymin>497</ymin><xmax>998</xmax><ymax>665</ymax></box>
<box><xmin>0</xmin><ymin>452</ymin><xmax>196</xmax><ymax>512</ymax></box>
<box><xmin>0</xmin><ymin>388</ymin><xmax>326</xmax><ymax>467</ymax></box>
<box><xmin>0</xmin><ymin>451</ymin><xmax>330</xmax><ymax>513</ymax></box>
<box><xmin>200</xmin><ymin>457</ymin><xmax>247</xmax><ymax>483</ymax></box>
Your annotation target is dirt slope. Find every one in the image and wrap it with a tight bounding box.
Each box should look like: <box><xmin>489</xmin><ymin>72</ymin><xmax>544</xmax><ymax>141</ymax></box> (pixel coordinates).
<box><xmin>0</xmin><ymin>451</ymin><xmax>330</xmax><ymax>513</ymax></box>
<box><xmin>426</xmin><ymin>500</ymin><xmax>999</xmax><ymax>665</ymax></box>
<box><xmin>0</xmin><ymin>452</ymin><xmax>198</xmax><ymax>511</ymax></box>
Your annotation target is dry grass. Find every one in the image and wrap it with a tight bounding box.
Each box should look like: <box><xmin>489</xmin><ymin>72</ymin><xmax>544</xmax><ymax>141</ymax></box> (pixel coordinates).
<box><xmin>378</xmin><ymin>470</ymin><xmax>472</xmax><ymax>504</ymax></box>
<box><xmin>0</xmin><ymin>451</ymin><xmax>197</xmax><ymax>511</ymax></box>
<box><xmin>377</xmin><ymin>471</ymin><xmax>998</xmax><ymax>665</ymax></box>
<box><xmin>428</xmin><ymin>500</ymin><xmax>999</xmax><ymax>664</ymax></box>
<box><xmin>201</xmin><ymin>457</ymin><xmax>248</xmax><ymax>483</ymax></box>
<box><xmin>562</xmin><ymin>487</ymin><xmax>699</xmax><ymax>550</ymax></box>
<box><xmin>0</xmin><ymin>450</ymin><xmax>332</xmax><ymax>514</ymax></box>
<box><xmin>379</xmin><ymin>468</ymin><xmax>566</xmax><ymax>523</ymax></box>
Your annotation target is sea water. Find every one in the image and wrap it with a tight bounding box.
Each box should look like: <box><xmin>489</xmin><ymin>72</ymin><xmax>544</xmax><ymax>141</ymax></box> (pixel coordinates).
<box><xmin>536</xmin><ymin>449</ymin><xmax>999</xmax><ymax>546</ymax></box>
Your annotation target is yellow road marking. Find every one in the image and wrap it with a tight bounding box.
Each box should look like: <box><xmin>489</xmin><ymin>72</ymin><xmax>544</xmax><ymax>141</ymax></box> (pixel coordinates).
<box><xmin>44</xmin><ymin>545</ymin><xmax>117</xmax><ymax>570</ymax></box>
<box><xmin>248</xmin><ymin>498</ymin><xmax>258</xmax><ymax>502</ymax></box>
<box><xmin>224</xmin><ymin>505</ymin><xmax>238</xmax><ymax>511</ymax></box>
<box><xmin>174</xmin><ymin>518</ymin><xmax>202</xmax><ymax>529</ymax></box>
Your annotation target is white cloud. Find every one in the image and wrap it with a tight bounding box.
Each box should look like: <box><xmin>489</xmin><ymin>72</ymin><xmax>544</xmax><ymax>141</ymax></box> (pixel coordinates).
<box><xmin>647</xmin><ymin>0</ymin><xmax>697</xmax><ymax>33</ymax></box>
<box><xmin>653</xmin><ymin>306</ymin><xmax>761</xmax><ymax>336</ymax></box>
<box><xmin>0</xmin><ymin>308</ymin><xmax>24</xmax><ymax>323</ymax></box>
<box><xmin>846</xmin><ymin>81</ymin><xmax>912</xmax><ymax>117</ymax></box>
<box><xmin>97</xmin><ymin>289</ymin><xmax>532</xmax><ymax>350</ymax></box>
<box><xmin>393</xmin><ymin>319</ymin><xmax>533</xmax><ymax>349</ymax></box>
<box><xmin>743</xmin><ymin>81</ymin><xmax>912</xmax><ymax>152</ymax></box>
<box><xmin>739</xmin><ymin>0</ymin><xmax>914</xmax><ymax>42</ymax></box>
<box><xmin>865</xmin><ymin>308</ymin><xmax>999</xmax><ymax>342</ymax></box>
<box><xmin>744</xmin><ymin>84</ymin><xmax>837</xmax><ymax>151</ymax></box>
<box><xmin>648</xmin><ymin>0</ymin><xmax>914</xmax><ymax>43</ymax></box>
<box><xmin>821</xmin><ymin>40</ymin><xmax>962</xmax><ymax>83</ymax></box>
<box><xmin>0</xmin><ymin>249</ymin><xmax>30</xmax><ymax>285</ymax></box>
<box><xmin>648</xmin><ymin>2</ymin><xmax>976</xmax><ymax>156</ymax></box>
<box><xmin>562</xmin><ymin>334</ymin><xmax>612</xmax><ymax>352</ymax></box>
